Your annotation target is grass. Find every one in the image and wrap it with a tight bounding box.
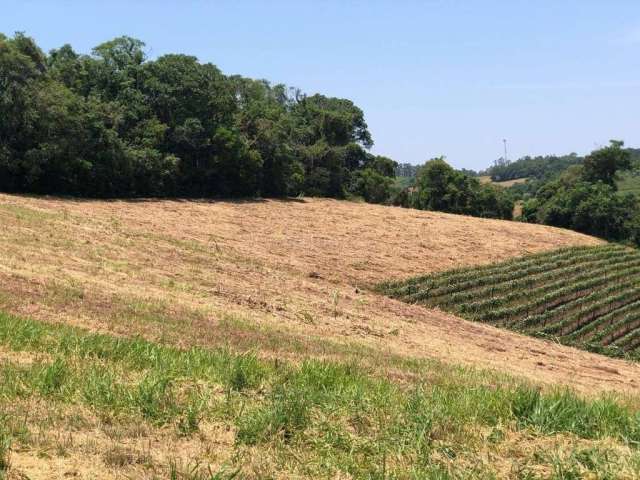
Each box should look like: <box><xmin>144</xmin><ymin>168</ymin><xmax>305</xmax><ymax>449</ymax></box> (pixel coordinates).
<box><xmin>617</xmin><ymin>170</ymin><xmax>640</xmax><ymax>196</ymax></box>
<box><xmin>479</xmin><ymin>176</ymin><xmax>529</xmax><ymax>187</ymax></box>
<box><xmin>380</xmin><ymin>244</ymin><xmax>640</xmax><ymax>362</ymax></box>
<box><xmin>0</xmin><ymin>423</ymin><xmax>10</xmax><ymax>479</ymax></box>
<box><xmin>1</xmin><ymin>311</ymin><xmax>640</xmax><ymax>478</ymax></box>
<box><xmin>0</xmin><ymin>194</ymin><xmax>629</xmax><ymax>477</ymax></box>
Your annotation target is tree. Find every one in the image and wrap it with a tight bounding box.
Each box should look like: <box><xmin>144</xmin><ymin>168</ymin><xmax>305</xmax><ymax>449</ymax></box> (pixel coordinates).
<box><xmin>415</xmin><ymin>157</ymin><xmax>455</xmax><ymax>211</ymax></box>
<box><xmin>350</xmin><ymin>168</ymin><xmax>393</xmax><ymax>204</ymax></box>
<box><xmin>412</xmin><ymin>158</ymin><xmax>513</xmax><ymax>219</ymax></box>
<box><xmin>582</xmin><ymin>140</ymin><xmax>631</xmax><ymax>186</ymax></box>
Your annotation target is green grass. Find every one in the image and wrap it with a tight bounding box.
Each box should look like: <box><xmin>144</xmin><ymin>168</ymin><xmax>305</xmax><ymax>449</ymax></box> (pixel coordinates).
<box><xmin>1</xmin><ymin>311</ymin><xmax>640</xmax><ymax>477</ymax></box>
<box><xmin>378</xmin><ymin>245</ymin><xmax>640</xmax><ymax>362</ymax></box>
<box><xmin>0</xmin><ymin>423</ymin><xmax>10</xmax><ymax>479</ymax></box>
<box><xmin>617</xmin><ymin>170</ymin><xmax>640</xmax><ymax>196</ymax></box>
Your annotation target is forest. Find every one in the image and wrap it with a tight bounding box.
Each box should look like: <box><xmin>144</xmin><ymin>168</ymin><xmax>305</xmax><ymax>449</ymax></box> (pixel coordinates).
<box><xmin>0</xmin><ymin>33</ymin><xmax>396</xmax><ymax>200</ymax></box>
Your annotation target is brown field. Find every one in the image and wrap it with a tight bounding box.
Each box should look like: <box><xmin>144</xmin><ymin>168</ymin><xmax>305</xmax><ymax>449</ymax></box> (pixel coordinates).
<box><xmin>479</xmin><ymin>175</ymin><xmax>529</xmax><ymax>187</ymax></box>
<box><xmin>3</xmin><ymin>192</ymin><xmax>639</xmax><ymax>397</ymax></box>
<box><xmin>5</xmin><ymin>193</ymin><xmax>640</xmax><ymax>478</ymax></box>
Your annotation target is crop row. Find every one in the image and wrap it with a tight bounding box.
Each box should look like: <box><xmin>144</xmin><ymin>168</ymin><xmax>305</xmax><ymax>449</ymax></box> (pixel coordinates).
<box><xmin>519</xmin><ymin>280</ymin><xmax>640</xmax><ymax>334</ymax></box>
<box><xmin>474</xmin><ymin>264</ymin><xmax>640</xmax><ymax>324</ymax></box>
<box><xmin>440</xmin><ymin>253</ymin><xmax>640</xmax><ymax>311</ymax></box>
<box><xmin>379</xmin><ymin>245</ymin><xmax>640</xmax><ymax>360</ymax></box>
<box><xmin>547</xmin><ymin>296</ymin><xmax>640</xmax><ymax>340</ymax></box>
<box><xmin>564</xmin><ymin>300</ymin><xmax>640</xmax><ymax>342</ymax></box>
<box><xmin>381</xmin><ymin>244</ymin><xmax>625</xmax><ymax>297</ymax></box>
<box><xmin>384</xmin><ymin>244</ymin><xmax>627</xmax><ymax>299</ymax></box>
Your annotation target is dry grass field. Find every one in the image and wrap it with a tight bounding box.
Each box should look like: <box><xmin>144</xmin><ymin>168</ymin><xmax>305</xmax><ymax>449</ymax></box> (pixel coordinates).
<box><xmin>3</xmin><ymin>193</ymin><xmax>640</xmax><ymax>478</ymax></box>
<box><xmin>479</xmin><ymin>176</ymin><xmax>529</xmax><ymax>187</ymax></box>
<box><xmin>2</xmin><ymin>193</ymin><xmax>627</xmax><ymax>391</ymax></box>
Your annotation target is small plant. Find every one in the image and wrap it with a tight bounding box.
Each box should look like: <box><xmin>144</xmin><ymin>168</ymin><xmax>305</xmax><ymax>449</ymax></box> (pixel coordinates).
<box><xmin>177</xmin><ymin>396</ymin><xmax>203</xmax><ymax>436</ymax></box>
<box><xmin>222</xmin><ymin>352</ymin><xmax>264</xmax><ymax>392</ymax></box>
<box><xmin>134</xmin><ymin>375</ymin><xmax>176</xmax><ymax>424</ymax></box>
<box><xmin>331</xmin><ymin>290</ymin><xmax>340</xmax><ymax>318</ymax></box>
<box><xmin>37</xmin><ymin>357</ymin><xmax>70</xmax><ymax>396</ymax></box>
<box><xmin>0</xmin><ymin>426</ymin><xmax>10</xmax><ymax>477</ymax></box>
<box><xmin>168</xmin><ymin>459</ymin><xmax>240</xmax><ymax>479</ymax></box>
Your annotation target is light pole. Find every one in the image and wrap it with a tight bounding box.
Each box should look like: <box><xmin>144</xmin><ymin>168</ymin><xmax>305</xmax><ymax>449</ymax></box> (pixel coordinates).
<box><xmin>503</xmin><ymin>139</ymin><xmax>508</xmax><ymax>163</ymax></box>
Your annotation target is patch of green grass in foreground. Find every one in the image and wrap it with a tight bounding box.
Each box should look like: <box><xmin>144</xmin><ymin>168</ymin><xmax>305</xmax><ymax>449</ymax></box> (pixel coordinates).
<box><xmin>0</xmin><ymin>311</ymin><xmax>639</xmax><ymax>478</ymax></box>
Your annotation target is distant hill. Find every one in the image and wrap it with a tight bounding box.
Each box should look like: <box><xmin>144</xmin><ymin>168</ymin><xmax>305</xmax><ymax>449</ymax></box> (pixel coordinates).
<box><xmin>481</xmin><ymin>148</ymin><xmax>640</xmax><ymax>183</ymax></box>
<box><xmin>481</xmin><ymin>154</ymin><xmax>583</xmax><ymax>182</ymax></box>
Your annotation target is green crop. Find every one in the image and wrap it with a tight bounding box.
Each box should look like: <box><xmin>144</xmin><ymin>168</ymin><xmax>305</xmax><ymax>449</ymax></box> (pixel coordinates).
<box><xmin>378</xmin><ymin>245</ymin><xmax>640</xmax><ymax>361</ymax></box>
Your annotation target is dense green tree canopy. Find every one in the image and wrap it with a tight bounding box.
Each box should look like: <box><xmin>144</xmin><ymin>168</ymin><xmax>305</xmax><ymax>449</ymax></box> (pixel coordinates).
<box><xmin>0</xmin><ymin>33</ymin><xmax>393</xmax><ymax>199</ymax></box>
<box><xmin>397</xmin><ymin>158</ymin><xmax>513</xmax><ymax>219</ymax></box>
<box><xmin>520</xmin><ymin>143</ymin><xmax>640</xmax><ymax>244</ymax></box>
<box><xmin>481</xmin><ymin>153</ymin><xmax>584</xmax><ymax>182</ymax></box>
<box><xmin>582</xmin><ymin>140</ymin><xmax>631</xmax><ymax>186</ymax></box>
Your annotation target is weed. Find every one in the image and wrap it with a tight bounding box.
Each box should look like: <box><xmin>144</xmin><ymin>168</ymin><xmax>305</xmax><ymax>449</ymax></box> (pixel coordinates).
<box><xmin>36</xmin><ymin>357</ymin><xmax>70</xmax><ymax>396</ymax></box>
<box><xmin>0</xmin><ymin>424</ymin><xmax>10</xmax><ymax>477</ymax></box>
<box><xmin>134</xmin><ymin>375</ymin><xmax>176</xmax><ymax>424</ymax></box>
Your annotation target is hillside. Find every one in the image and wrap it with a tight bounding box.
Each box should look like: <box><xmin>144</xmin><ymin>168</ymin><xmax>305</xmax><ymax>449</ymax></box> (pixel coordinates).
<box><xmin>3</xmin><ymin>194</ymin><xmax>640</xmax><ymax>478</ymax></box>
<box><xmin>5</xmin><ymin>193</ymin><xmax>640</xmax><ymax>391</ymax></box>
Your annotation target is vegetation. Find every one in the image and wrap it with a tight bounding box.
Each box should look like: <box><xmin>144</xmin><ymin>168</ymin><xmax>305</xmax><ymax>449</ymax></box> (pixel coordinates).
<box><xmin>393</xmin><ymin>157</ymin><xmax>514</xmax><ymax>219</ymax></box>
<box><xmin>380</xmin><ymin>244</ymin><xmax>640</xmax><ymax>361</ymax></box>
<box><xmin>0</xmin><ymin>32</ymin><xmax>518</xmax><ymax>220</ymax></box>
<box><xmin>0</xmin><ymin>32</ymin><xmax>396</xmax><ymax>200</ymax></box>
<box><xmin>617</xmin><ymin>169</ymin><xmax>640</xmax><ymax>196</ymax></box>
<box><xmin>481</xmin><ymin>153</ymin><xmax>584</xmax><ymax>182</ymax></box>
<box><xmin>481</xmin><ymin>148</ymin><xmax>640</xmax><ymax>183</ymax></box>
<box><xmin>1</xmin><ymin>309</ymin><xmax>640</xmax><ymax>478</ymax></box>
<box><xmin>395</xmin><ymin>162</ymin><xmax>421</xmax><ymax>178</ymax></box>
<box><xmin>520</xmin><ymin>141</ymin><xmax>640</xmax><ymax>244</ymax></box>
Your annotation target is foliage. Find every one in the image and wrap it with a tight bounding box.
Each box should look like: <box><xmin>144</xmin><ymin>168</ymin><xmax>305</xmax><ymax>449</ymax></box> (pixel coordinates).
<box><xmin>582</xmin><ymin>140</ymin><xmax>631</xmax><ymax>185</ymax></box>
<box><xmin>517</xmin><ymin>142</ymin><xmax>640</xmax><ymax>244</ymax></box>
<box><xmin>395</xmin><ymin>162</ymin><xmax>420</xmax><ymax>178</ymax></box>
<box><xmin>349</xmin><ymin>167</ymin><xmax>394</xmax><ymax>203</ymax></box>
<box><xmin>481</xmin><ymin>153</ymin><xmax>584</xmax><ymax>182</ymax></box>
<box><xmin>399</xmin><ymin>157</ymin><xmax>513</xmax><ymax>219</ymax></box>
<box><xmin>0</xmin><ymin>33</ymin><xmax>395</xmax><ymax>199</ymax></box>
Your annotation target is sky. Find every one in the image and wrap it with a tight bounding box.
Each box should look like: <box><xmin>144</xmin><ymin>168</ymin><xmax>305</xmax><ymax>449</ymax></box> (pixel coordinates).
<box><xmin>2</xmin><ymin>0</ymin><xmax>640</xmax><ymax>170</ymax></box>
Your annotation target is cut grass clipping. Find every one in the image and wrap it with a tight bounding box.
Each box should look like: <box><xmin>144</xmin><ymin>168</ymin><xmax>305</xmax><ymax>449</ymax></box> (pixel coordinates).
<box><xmin>378</xmin><ymin>244</ymin><xmax>640</xmax><ymax>361</ymax></box>
<box><xmin>1</xmin><ymin>311</ymin><xmax>640</xmax><ymax>478</ymax></box>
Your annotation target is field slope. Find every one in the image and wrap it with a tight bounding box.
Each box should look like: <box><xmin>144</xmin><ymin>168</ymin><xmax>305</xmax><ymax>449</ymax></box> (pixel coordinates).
<box><xmin>2</xmin><ymin>193</ymin><xmax>638</xmax><ymax>394</ymax></box>
<box><xmin>380</xmin><ymin>244</ymin><xmax>640</xmax><ymax>360</ymax></box>
<box><xmin>3</xmin><ymin>193</ymin><xmax>640</xmax><ymax>477</ymax></box>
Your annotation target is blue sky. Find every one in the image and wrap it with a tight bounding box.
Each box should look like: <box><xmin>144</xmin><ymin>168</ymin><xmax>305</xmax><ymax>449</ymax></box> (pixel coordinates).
<box><xmin>3</xmin><ymin>0</ymin><xmax>640</xmax><ymax>170</ymax></box>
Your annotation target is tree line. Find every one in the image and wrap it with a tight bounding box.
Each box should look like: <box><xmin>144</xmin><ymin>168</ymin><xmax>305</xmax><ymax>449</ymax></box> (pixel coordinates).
<box><xmin>0</xmin><ymin>33</ymin><xmax>516</xmax><ymax>221</ymax></box>
<box><xmin>480</xmin><ymin>148</ymin><xmax>640</xmax><ymax>183</ymax></box>
<box><xmin>0</xmin><ymin>33</ymin><xmax>397</xmax><ymax>200</ymax></box>
<box><xmin>392</xmin><ymin>158</ymin><xmax>514</xmax><ymax>219</ymax></box>
<box><xmin>519</xmin><ymin>141</ymin><xmax>640</xmax><ymax>244</ymax></box>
